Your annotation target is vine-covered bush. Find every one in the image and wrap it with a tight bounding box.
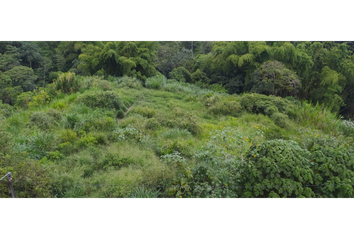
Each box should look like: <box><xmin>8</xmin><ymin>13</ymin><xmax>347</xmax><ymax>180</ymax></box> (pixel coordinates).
<box><xmin>310</xmin><ymin>145</ymin><xmax>354</xmax><ymax>197</ymax></box>
<box><xmin>241</xmin><ymin>139</ymin><xmax>315</xmax><ymax>198</ymax></box>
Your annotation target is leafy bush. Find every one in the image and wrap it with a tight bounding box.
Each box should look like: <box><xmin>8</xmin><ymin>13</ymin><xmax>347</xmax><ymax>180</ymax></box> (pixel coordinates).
<box><xmin>96</xmin><ymin>80</ymin><xmax>112</xmax><ymax>91</ymax></box>
<box><xmin>240</xmin><ymin>93</ymin><xmax>295</xmax><ymax>118</ymax></box>
<box><xmin>46</xmin><ymin>109</ymin><xmax>63</xmax><ymax>121</ymax></box>
<box><xmin>166</xmin><ymin>128</ymin><xmax>264</xmax><ymax>198</ymax></box>
<box><xmin>78</xmin><ymin>131</ymin><xmax>98</xmax><ymax>147</ymax></box>
<box><xmin>241</xmin><ymin>139</ymin><xmax>315</xmax><ymax>198</ymax></box>
<box><xmin>28</xmin><ymin>89</ymin><xmax>51</xmax><ymax>108</ymax></box>
<box><xmin>145</xmin><ymin>118</ymin><xmax>161</xmax><ymax>130</ymax></box>
<box><xmin>310</xmin><ymin>145</ymin><xmax>354</xmax><ymax>197</ymax></box>
<box><xmin>264</xmin><ymin>126</ymin><xmax>289</xmax><ymax>140</ymax></box>
<box><xmin>75</xmin><ymin>91</ymin><xmax>126</xmax><ymax>111</ymax></box>
<box><xmin>145</xmin><ymin>75</ymin><xmax>167</xmax><ymax>89</ymax></box>
<box><xmin>271</xmin><ymin>112</ymin><xmax>290</xmax><ymax>129</ymax></box>
<box><xmin>59</xmin><ymin>129</ymin><xmax>78</xmax><ymax>143</ymax></box>
<box><xmin>168</xmin><ymin>67</ymin><xmax>192</xmax><ymax>83</ymax></box>
<box><xmin>0</xmin><ymin>100</ymin><xmax>14</xmax><ymax>119</ymax></box>
<box><xmin>15</xmin><ymin>91</ymin><xmax>33</xmax><ymax>108</ymax></box>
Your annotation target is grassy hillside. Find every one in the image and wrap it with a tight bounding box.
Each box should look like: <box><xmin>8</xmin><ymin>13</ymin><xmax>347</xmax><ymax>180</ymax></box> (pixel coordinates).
<box><xmin>1</xmin><ymin>74</ymin><xmax>354</xmax><ymax>198</ymax></box>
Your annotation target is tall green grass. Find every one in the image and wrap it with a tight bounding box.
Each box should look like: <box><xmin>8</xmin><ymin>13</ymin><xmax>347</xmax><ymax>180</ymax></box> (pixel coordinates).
<box><xmin>296</xmin><ymin>101</ymin><xmax>341</xmax><ymax>133</ymax></box>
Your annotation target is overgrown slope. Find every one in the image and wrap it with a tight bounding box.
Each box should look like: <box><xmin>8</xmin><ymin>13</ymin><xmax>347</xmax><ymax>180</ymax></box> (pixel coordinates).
<box><xmin>1</xmin><ymin>75</ymin><xmax>353</xmax><ymax>198</ymax></box>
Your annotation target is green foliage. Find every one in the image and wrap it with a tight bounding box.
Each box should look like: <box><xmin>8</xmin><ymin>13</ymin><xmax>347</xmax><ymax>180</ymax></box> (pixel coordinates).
<box><xmin>23</xmin><ymin>131</ymin><xmax>56</xmax><ymax>160</ymax></box>
<box><xmin>78</xmin><ymin>41</ymin><xmax>157</xmax><ymax>80</ymax></box>
<box><xmin>271</xmin><ymin>112</ymin><xmax>291</xmax><ymax>129</ymax></box>
<box><xmin>241</xmin><ymin>139</ymin><xmax>315</xmax><ymax>198</ymax></box>
<box><xmin>169</xmin><ymin>67</ymin><xmax>192</xmax><ymax>83</ymax></box>
<box><xmin>0</xmin><ymin>100</ymin><xmax>14</xmax><ymax>119</ymax></box>
<box><xmin>27</xmin><ymin>112</ymin><xmax>53</xmax><ymax>130</ymax></box>
<box><xmin>59</xmin><ymin>129</ymin><xmax>78</xmax><ymax>143</ymax></box>
<box><xmin>15</xmin><ymin>91</ymin><xmax>33</xmax><ymax>108</ymax></box>
<box><xmin>114</xmin><ymin>75</ymin><xmax>143</xmax><ymax>89</ymax></box>
<box><xmin>28</xmin><ymin>89</ymin><xmax>51</xmax><ymax>108</ymax></box>
<box><xmin>55</xmin><ymin>72</ymin><xmax>82</xmax><ymax>94</ymax></box>
<box><xmin>145</xmin><ymin>75</ymin><xmax>166</xmax><ymax>89</ymax></box>
<box><xmin>75</xmin><ymin>90</ymin><xmax>126</xmax><ymax>111</ymax></box>
<box><xmin>208</xmin><ymin>100</ymin><xmax>242</xmax><ymax>117</ymax></box>
<box><xmin>48</xmin><ymin>71</ymin><xmax>61</xmax><ymax>81</ymax></box>
<box><xmin>78</xmin><ymin>131</ymin><xmax>98</xmax><ymax>147</ymax></box>
<box><xmin>240</xmin><ymin>93</ymin><xmax>295</xmax><ymax>118</ymax></box>
<box><xmin>117</xmin><ymin>109</ymin><xmax>125</xmax><ymax>119</ymax></box>
<box><xmin>4</xmin><ymin>66</ymin><xmax>37</xmax><ymax>91</ymax></box>
<box><xmin>295</xmin><ymin>101</ymin><xmax>341</xmax><ymax>133</ymax></box>
<box><xmin>145</xmin><ymin>118</ymin><xmax>161</xmax><ymax>130</ymax></box>
<box><xmin>191</xmin><ymin>69</ymin><xmax>209</xmax><ymax>83</ymax></box>
<box><xmin>310</xmin><ymin>145</ymin><xmax>354</xmax><ymax>197</ymax></box>
<box><xmin>250</xmin><ymin>60</ymin><xmax>300</xmax><ymax>97</ymax></box>
<box><xmin>96</xmin><ymin>80</ymin><xmax>112</xmax><ymax>91</ymax></box>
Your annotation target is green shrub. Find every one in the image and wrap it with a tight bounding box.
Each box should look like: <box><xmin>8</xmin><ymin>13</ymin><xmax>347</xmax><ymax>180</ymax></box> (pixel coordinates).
<box><xmin>115</xmin><ymin>76</ymin><xmax>143</xmax><ymax>89</ymax></box>
<box><xmin>91</xmin><ymin>117</ymin><xmax>115</xmax><ymax>131</ymax></box>
<box><xmin>264</xmin><ymin>126</ymin><xmax>289</xmax><ymax>140</ymax></box>
<box><xmin>27</xmin><ymin>112</ymin><xmax>53</xmax><ymax>130</ymax></box>
<box><xmin>97</xmin><ymin>80</ymin><xmax>112</xmax><ymax>91</ymax></box>
<box><xmin>145</xmin><ymin>75</ymin><xmax>166</xmax><ymax>89</ymax></box>
<box><xmin>65</xmin><ymin>113</ymin><xmax>80</xmax><ymax>129</ymax></box>
<box><xmin>15</xmin><ymin>91</ymin><xmax>33</xmax><ymax>108</ymax></box>
<box><xmin>168</xmin><ymin>67</ymin><xmax>192</xmax><ymax>83</ymax></box>
<box><xmin>145</xmin><ymin>118</ymin><xmax>161</xmax><ymax>130</ymax></box>
<box><xmin>48</xmin><ymin>71</ymin><xmax>61</xmax><ymax>82</ymax></box>
<box><xmin>75</xmin><ymin>91</ymin><xmax>126</xmax><ymax>111</ymax></box>
<box><xmin>91</xmin><ymin>132</ymin><xmax>108</xmax><ymax>145</ymax></box>
<box><xmin>310</xmin><ymin>145</ymin><xmax>354</xmax><ymax>197</ymax></box>
<box><xmin>59</xmin><ymin>129</ymin><xmax>78</xmax><ymax>143</ymax></box>
<box><xmin>208</xmin><ymin>101</ymin><xmax>242</xmax><ymax>116</ymax></box>
<box><xmin>0</xmin><ymin>100</ymin><xmax>14</xmax><ymax>119</ymax></box>
<box><xmin>241</xmin><ymin>139</ymin><xmax>315</xmax><ymax>198</ymax></box>
<box><xmin>117</xmin><ymin>109</ymin><xmax>125</xmax><ymax>119</ymax></box>
<box><xmin>78</xmin><ymin>133</ymin><xmax>98</xmax><ymax>148</ymax></box>
<box><xmin>46</xmin><ymin>109</ymin><xmax>63</xmax><ymax>121</ymax></box>
<box><xmin>179</xmin><ymin>113</ymin><xmax>201</xmax><ymax>135</ymax></box>
<box><xmin>240</xmin><ymin>93</ymin><xmax>294</xmax><ymax>117</ymax></box>
<box><xmin>28</xmin><ymin>89</ymin><xmax>51</xmax><ymax>108</ymax></box>
<box><xmin>271</xmin><ymin>112</ymin><xmax>290</xmax><ymax>129</ymax></box>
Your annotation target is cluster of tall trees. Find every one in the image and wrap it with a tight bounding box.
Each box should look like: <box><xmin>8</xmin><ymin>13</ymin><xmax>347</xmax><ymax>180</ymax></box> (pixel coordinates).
<box><xmin>1</xmin><ymin>41</ymin><xmax>354</xmax><ymax>118</ymax></box>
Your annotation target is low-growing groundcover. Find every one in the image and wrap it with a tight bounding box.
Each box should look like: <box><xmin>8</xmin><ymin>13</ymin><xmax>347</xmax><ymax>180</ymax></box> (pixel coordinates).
<box><xmin>1</xmin><ymin>73</ymin><xmax>353</xmax><ymax>198</ymax></box>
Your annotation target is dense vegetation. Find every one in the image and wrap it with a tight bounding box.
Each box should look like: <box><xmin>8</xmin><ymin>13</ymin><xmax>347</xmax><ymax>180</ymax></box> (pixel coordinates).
<box><xmin>1</xmin><ymin>41</ymin><xmax>354</xmax><ymax>198</ymax></box>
